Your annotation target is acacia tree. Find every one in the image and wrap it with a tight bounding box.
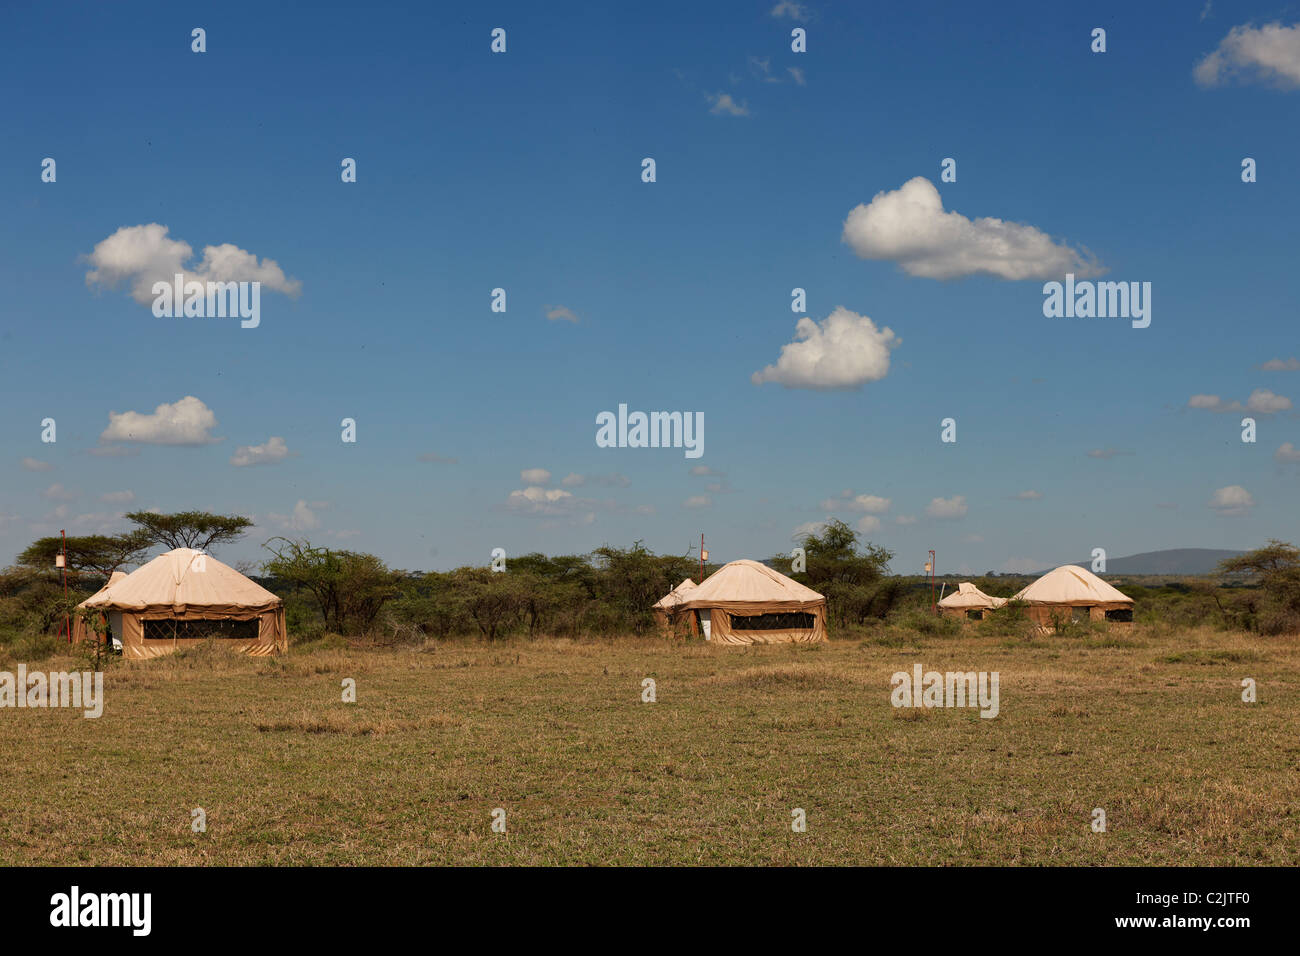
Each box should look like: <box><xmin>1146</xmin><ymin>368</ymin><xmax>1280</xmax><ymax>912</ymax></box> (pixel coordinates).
<box><xmin>126</xmin><ymin>511</ymin><xmax>253</xmax><ymax>552</ymax></box>
<box><xmin>1217</xmin><ymin>540</ymin><xmax>1300</xmax><ymax>635</ymax></box>
<box><xmin>18</xmin><ymin>530</ymin><xmax>153</xmax><ymax>579</ymax></box>
<box><xmin>262</xmin><ymin>537</ymin><xmax>400</xmax><ymax>635</ymax></box>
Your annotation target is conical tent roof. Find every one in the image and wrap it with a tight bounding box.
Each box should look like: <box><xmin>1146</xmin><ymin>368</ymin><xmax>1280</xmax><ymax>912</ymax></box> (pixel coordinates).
<box><xmin>938</xmin><ymin>581</ymin><xmax>1007</xmax><ymax>609</ymax></box>
<box><xmin>1011</xmin><ymin>565</ymin><xmax>1132</xmax><ymax>607</ymax></box>
<box><xmin>79</xmin><ymin>548</ymin><xmax>281</xmax><ymax>614</ymax></box>
<box><xmin>652</xmin><ymin>578</ymin><xmax>697</xmax><ymax>610</ymax></box>
<box><xmin>680</xmin><ymin>559</ymin><xmax>825</xmax><ymax>612</ymax></box>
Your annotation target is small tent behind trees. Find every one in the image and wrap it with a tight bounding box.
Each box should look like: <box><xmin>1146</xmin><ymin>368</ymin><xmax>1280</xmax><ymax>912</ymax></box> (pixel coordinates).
<box><xmin>1010</xmin><ymin>565</ymin><xmax>1134</xmax><ymax>630</ymax></box>
<box><xmin>938</xmin><ymin>582</ymin><xmax>1006</xmax><ymax>620</ymax></box>
<box><xmin>679</xmin><ymin>559</ymin><xmax>827</xmax><ymax>644</ymax></box>
<box><xmin>74</xmin><ymin>548</ymin><xmax>286</xmax><ymax>659</ymax></box>
<box><xmin>652</xmin><ymin>578</ymin><xmax>697</xmax><ymax>628</ymax></box>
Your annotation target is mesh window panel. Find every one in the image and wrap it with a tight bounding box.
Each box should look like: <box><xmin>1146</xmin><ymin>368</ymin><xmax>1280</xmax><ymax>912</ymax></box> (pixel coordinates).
<box><xmin>142</xmin><ymin>618</ymin><xmax>260</xmax><ymax>640</ymax></box>
<box><xmin>966</xmin><ymin>610</ymin><xmax>984</xmax><ymax>620</ymax></box>
<box><xmin>1104</xmin><ymin>608</ymin><xmax>1133</xmax><ymax>622</ymax></box>
<box><xmin>729</xmin><ymin>612</ymin><xmax>815</xmax><ymax>631</ymax></box>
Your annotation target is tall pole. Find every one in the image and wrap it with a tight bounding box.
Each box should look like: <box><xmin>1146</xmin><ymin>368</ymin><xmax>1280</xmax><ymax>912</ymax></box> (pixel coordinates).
<box><xmin>699</xmin><ymin>533</ymin><xmax>705</xmax><ymax>583</ymax></box>
<box><xmin>928</xmin><ymin>549</ymin><xmax>936</xmax><ymax>616</ymax></box>
<box><xmin>61</xmin><ymin>529</ymin><xmax>69</xmax><ymax>642</ymax></box>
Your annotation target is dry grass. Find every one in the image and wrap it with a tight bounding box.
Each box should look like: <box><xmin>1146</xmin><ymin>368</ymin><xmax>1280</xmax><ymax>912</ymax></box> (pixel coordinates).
<box><xmin>0</xmin><ymin>624</ymin><xmax>1296</xmax><ymax>865</ymax></box>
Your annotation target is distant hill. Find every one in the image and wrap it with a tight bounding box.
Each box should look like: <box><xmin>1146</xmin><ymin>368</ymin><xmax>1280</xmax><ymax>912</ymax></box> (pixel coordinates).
<box><xmin>1054</xmin><ymin>548</ymin><xmax>1244</xmax><ymax>576</ymax></box>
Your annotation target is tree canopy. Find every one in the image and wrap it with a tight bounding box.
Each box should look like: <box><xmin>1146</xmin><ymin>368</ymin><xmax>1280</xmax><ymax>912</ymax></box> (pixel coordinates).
<box><xmin>125</xmin><ymin>510</ymin><xmax>253</xmax><ymax>552</ymax></box>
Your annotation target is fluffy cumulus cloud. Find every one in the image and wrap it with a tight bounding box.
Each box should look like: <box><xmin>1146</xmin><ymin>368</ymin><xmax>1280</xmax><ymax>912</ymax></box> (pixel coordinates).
<box><xmin>268</xmin><ymin>499</ymin><xmax>320</xmax><ymax>531</ymax></box>
<box><xmin>230</xmin><ymin>436</ymin><xmax>290</xmax><ymax>467</ymax></box>
<box><xmin>520</xmin><ymin>468</ymin><xmax>552</xmax><ymax>485</ymax></box>
<box><xmin>100</xmin><ymin>395</ymin><xmax>220</xmax><ymax>445</ymax></box>
<box><xmin>99</xmin><ymin>490</ymin><xmax>135</xmax><ymax>504</ymax></box>
<box><xmin>1208</xmin><ymin>485</ymin><xmax>1255</xmax><ymax>516</ymax></box>
<box><xmin>41</xmin><ymin>483</ymin><xmax>76</xmax><ymax>501</ymax></box>
<box><xmin>1260</xmin><ymin>357</ymin><xmax>1300</xmax><ymax>371</ymax></box>
<box><xmin>1276</xmin><ymin>442</ymin><xmax>1300</xmax><ymax>463</ymax></box>
<box><xmin>84</xmin><ymin>223</ymin><xmax>301</xmax><ymax>305</ymax></box>
<box><xmin>507</xmin><ymin>486</ymin><xmax>574</xmax><ymax>515</ymax></box>
<box><xmin>21</xmin><ymin>457</ymin><xmax>52</xmax><ymax>472</ymax></box>
<box><xmin>821</xmin><ymin>490</ymin><xmax>890</xmax><ymax>513</ymax></box>
<box><xmin>682</xmin><ymin>495</ymin><xmax>712</xmax><ymax>509</ymax></box>
<box><xmin>925</xmin><ymin>495</ymin><xmax>968</xmax><ymax>519</ymax></box>
<box><xmin>855</xmin><ymin>515</ymin><xmax>882</xmax><ymax>534</ymax></box>
<box><xmin>841</xmin><ymin>177</ymin><xmax>1102</xmax><ymax>280</ymax></box>
<box><xmin>1194</xmin><ymin>22</ymin><xmax>1300</xmax><ymax>88</ymax></box>
<box><xmin>752</xmin><ymin>307</ymin><xmax>900</xmax><ymax>389</ymax></box>
<box><xmin>1188</xmin><ymin>389</ymin><xmax>1292</xmax><ymax>414</ymax></box>
<box><xmin>707</xmin><ymin>92</ymin><xmax>750</xmax><ymax>116</ymax></box>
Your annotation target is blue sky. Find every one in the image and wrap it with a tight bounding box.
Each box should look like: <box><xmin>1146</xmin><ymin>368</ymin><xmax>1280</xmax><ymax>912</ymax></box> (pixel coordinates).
<box><xmin>2</xmin><ymin>0</ymin><xmax>1298</xmax><ymax>575</ymax></box>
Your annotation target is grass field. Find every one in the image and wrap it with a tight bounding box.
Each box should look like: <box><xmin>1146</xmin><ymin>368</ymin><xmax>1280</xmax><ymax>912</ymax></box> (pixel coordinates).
<box><xmin>2</xmin><ymin>625</ymin><xmax>1297</xmax><ymax>865</ymax></box>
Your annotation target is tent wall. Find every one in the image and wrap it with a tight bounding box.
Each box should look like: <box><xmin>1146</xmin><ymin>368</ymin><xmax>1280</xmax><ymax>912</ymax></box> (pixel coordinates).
<box><xmin>1023</xmin><ymin>604</ymin><xmax>1134</xmax><ymax>630</ymax></box>
<box><xmin>106</xmin><ymin>607</ymin><xmax>286</xmax><ymax>659</ymax></box>
<box><xmin>704</xmin><ymin>604</ymin><xmax>827</xmax><ymax>645</ymax></box>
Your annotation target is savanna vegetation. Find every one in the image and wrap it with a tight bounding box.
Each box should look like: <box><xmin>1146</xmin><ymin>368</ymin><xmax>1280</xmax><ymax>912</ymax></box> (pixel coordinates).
<box><xmin>1</xmin><ymin>515</ymin><xmax>1297</xmax><ymax>865</ymax></box>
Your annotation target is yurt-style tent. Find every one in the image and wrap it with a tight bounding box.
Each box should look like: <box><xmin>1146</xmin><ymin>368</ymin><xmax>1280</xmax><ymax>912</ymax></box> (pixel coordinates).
<box><xmin>1010</xmin><ymin>565</ymin><xmax>1134</xmax><ymax>630</ymax></box>
<box><xmin>937</xmin><ymin>582</ymin><xmax>1007</xmax><ymax>620</ymax></box>
<box><xmin>74</xmin><ymin>548</ymin><xmax>287</xmax><ymax>659</ymax></box>
<box><xmin>678</xmin><ymin>559</ymin><xmax>828</xmax><ymax>644</ymax></box>
<box><xmin>652</xmin><ymin>578</ymin><xmax>697</xmax><ymax>627</ymax></box>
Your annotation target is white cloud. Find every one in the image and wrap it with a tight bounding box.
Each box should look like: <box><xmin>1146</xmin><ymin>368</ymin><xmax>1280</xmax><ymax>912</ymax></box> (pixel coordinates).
<box><xmin>690</xmin><ymin>465</ymin><xmax>725</xmax><ymax>477</ymax></box>
<box><xmin>841</xmin><ymin>177</ymin><xmax>1102</xmax><ymax>280</ymax></box>
<box><xmin>561</xmin><ymin>473</ymin><xmax>585</xmax><ymax>487</ymax></box>
<box><xmin>84</xmin><ymin>223</ymin><xmax>301</xmax><ymax>305</ymax></box>
<box><xmin>787</xmin><ymin>67</ymin><xmax>806</xmax><ymax>85</ymax></box>
<box><xmin>563</xmin><ymin>472</ymin><xmax>630</xmax><ymax>488</ymax></box>
<box><xmin>41</xmin><ymin>483</ymin><xmax>76</xmax><ymax>501</ymax></box>
<box><xmin>1275</xmin><ymin>442</ymin><xmax>1300</xmax><ymax>463</ymax></box>
<box><xmin>855</xmin><ymin>515</ymin><xmax>882</xmax><ymax>534</ymax></box>
<box><xmin>544</xmin><ymin>305</ymin><xmax>580</xmax><ymax>323</ymax></box>
<box><xmin>1261</xmin><ymin>357</ymin><xmax>1300</xmax><ymax>371</ymax></box>
<box><xmin>683</xmin><ymin>495</ymin><xmax>712</xmax><ymax>509</ymax></box>
<box><xmin>507</xmin><ymin>486</ymin><xmax>573</xmax><ymax>515</ymax></box>
<box><xmin>926</xmin><ymin>495</ymin><xmax>968</xmax><ymax>519</ymax></box>
<box><xmin>99</xmin><ymin>490</ymin><xmax>135</xmax><ymax>504</ymax></box>
<box><xmin>230</xmin><ymin>436</ymin><xmax>290</xmax><ymax>467</ymax></box>
<box><xmin>1013</xmin><ymin>490</ymin><xmax>1043</xmax><ymax>500</ymax></box>
<box><xmin>521</xmin><ymin>468</ymin><xmax>552</xmax><ymax>485</ymax></box>
<box><xmin>791</xmin><ymin>520</ymin><xmax>826</xmax><ymax>539</ymax></box>
<box><xmin>752</xmin><ymin>307</ymin><xmax>900</xmax><ymax>389</ymax></box>
<box><xmin>21</xmin><ymin>457</ymin><xmax>52</xmax><ymax>472</ymax></box>
<box><xmin>1208</xmin><ymin>485</ymin><xmax>1255</xmax><ymax>516</ymax></box>
<box><xmin>770</xmin><ymin>0</ymin><xmax>810</xmax><ymax>21</ymax></box>
<box><xmin>1194</xmin><ymin>22</ymin><xmax>1300</xmax><ymax>88</ymax></box>
<box><xmin>707</xmin><ymin>92</ymin><xmax>750</xmax><ymax>116</ymax></box>
<box><xmin>267</xmin><ymin>499</ymin><xmax>321</xmax><ymax>531</ymax></box>
<box><xmin>1188</xmin><ymin>389</ymin><xmax>1292</xmax><ymax>414</ymax></box>
<box><xmin>822</xmin><ymin>491</ymin><xmax>890</xmax><ymax>513</ymax></box>
<box><xmin>100</xmin><ymin>395</ymin><xmax>220</xmax><ymax>445</ymax></box>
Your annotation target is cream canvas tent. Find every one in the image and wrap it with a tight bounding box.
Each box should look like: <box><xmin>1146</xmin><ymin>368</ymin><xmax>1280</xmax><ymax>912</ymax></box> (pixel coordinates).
<box><xmin>938</xmin><ymin>582</ymin><xmax>1007</xmax><ymax>620</ymax></box>
<box><xmin>1010</xmin><ymin>565</ymin><xmax>1134</xmax><ymax>629</ymax></box>
<box><xmin>74</xmin><ymin>548</ymin><xmax>286</xmax><ymax>659</ymax></box>
<box><xmin>678</xmin><ymin>559</ymin><xmax>827</xmax><ymax>644</ymax></box>
<box><xmin>652</xmin><ymin>578</ymin><xmax>697</xmax><ymax>627</ymax></box>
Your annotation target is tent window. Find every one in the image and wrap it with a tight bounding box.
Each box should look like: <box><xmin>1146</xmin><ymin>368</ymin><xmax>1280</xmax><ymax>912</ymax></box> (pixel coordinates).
<box><xmin>965</xmin><ymin>610</ymin><xmax>984</xmax><ymax>620</ymax></box>
<box><xmin>730</xmin><ymin>612</ymin><xmax>815</xmax><ymax>630</ymax></box>
<box><xmin>1071</xmin><ymin>606</ymin><xmax>1093</xmax><ymax>623</ymax></box>
<box><xmin>143</xmin><ymin>618</ymin><xmax>259</xmax><ymax>641</ymax></box>
<box><xmin>1104</xmin><ymin>608</ymin><xmax>1133</xmax><ymax>622</ymax></box>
